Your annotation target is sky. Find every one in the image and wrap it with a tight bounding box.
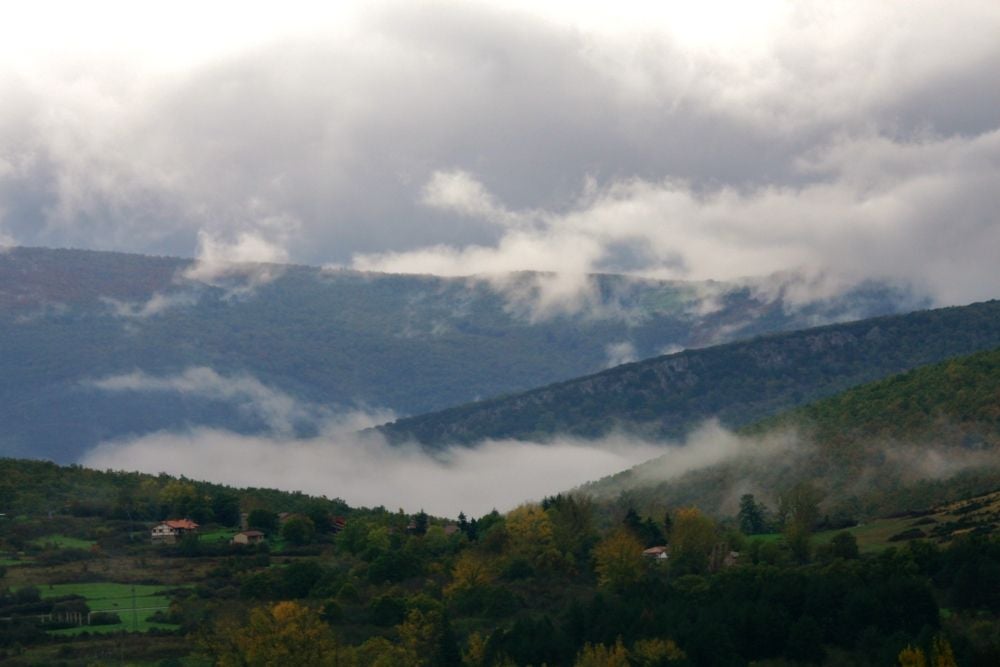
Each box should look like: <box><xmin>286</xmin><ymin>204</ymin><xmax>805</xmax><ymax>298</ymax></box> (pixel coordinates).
<box><xmin>1</xmin><ymin>0</ymin><xmax>999</xmax><ymax>305</ymax></box>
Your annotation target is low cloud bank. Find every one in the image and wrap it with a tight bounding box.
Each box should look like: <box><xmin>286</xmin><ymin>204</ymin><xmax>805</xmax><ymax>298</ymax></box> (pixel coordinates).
<box><xmin>82</xmin><ymin>428</ymin><xmax>670</xmax><ymax>517</ymax></box>
<box><xmin>80</xmin><ymin>368</ymin><xmax>1000</xmax><ymax>517</ymax></box>
<box><xmin>78</xmin><ymin>366</ymin><xmax>691</xmax><ymax>515</ymax></box>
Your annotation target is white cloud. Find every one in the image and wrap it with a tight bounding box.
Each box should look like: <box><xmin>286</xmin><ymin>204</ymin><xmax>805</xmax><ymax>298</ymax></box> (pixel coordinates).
<box><xmin>0</xmin><ymin>0</ymin><xmax>996</xmax><ymax>309</ymax></box>
<box><xmin>87</xmin><ymin>367</ymin><xmax>334</xmax><ymax>436</ymax></box>
<box><xmin>81</xmin><ymin>425</ymin><xmax>668</xmax><ymax>516</ymax></box>
<box><xmin>103</xmin><ymin>292</ymin><xmax>199</xmax><ymax>320</ymax></box>
<box><xmin>604</xmin><ymin>341</ymin><xmax>637</xmax><ymax>368</ymax></box>
<box><xmin>182</xmin><ymin>229</ymin><xmax>292</xmax><ymax>290</ymax></box>
<box><xmin>355</xmin><ymin>129</ymin><xmax>1000</xmax><ymax>307</ymax></box>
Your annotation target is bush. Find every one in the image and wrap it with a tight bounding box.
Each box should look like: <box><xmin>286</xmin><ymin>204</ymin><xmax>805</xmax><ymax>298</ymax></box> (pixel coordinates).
<box><xmin>89</xmin><ymin>611</ymin><xmax>122</xmax><ymax>626</ymax></box>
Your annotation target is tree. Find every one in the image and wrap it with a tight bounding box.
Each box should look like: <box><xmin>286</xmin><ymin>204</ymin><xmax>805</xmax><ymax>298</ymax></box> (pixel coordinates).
<box><xmin>211</xmin><ymin>492</ymin><xmax>241</xmax><ymax>527</ymax></box>
<box><xmin>397</xmin><ymin>608</ymin><xmax>462</xmax><ymax>667</ymax></box>
<box><xmin>737</xmin><ymin>494</ymin><xmax>767</xmax><ymax>535</ymax></box>
<box><xmin>159</xmin><ymin>480</ymin><xmax>202</xmax><ymax>519</ymax></box>
<box><xmin>931</xmin><ymin>635</ymin><xmax>957</xmax><ymax>667</ymax></box>
<box><xmin>445</xmin><ymin>550</ymin><xmax>495</xmax><ymax>597</ymax></box>
<box><xmin>282</xmin><ymin>516</ymin><xmax>317</xmax><ymax>546</ymax></box>
<box><xmin>203</xmin><ymin>601</ymin><xmax>346</xmax><ymax>666</ymax></box>
<box><xmin>898</xmin><ymin>645</ymin><xmax>927</xmax><ymax>667</ymax></box>
<box><xmin>830</xmin><ymin>531</ymin><xmax>859</xmax><ymax>559</ymax></box>
<box><xmin>574</xmin><ymin>639</ymin><xmax>630</xmax><ymax>667</ymax></box>
<box><xmin>247</xmin><ymin>509</ymin><xmax>278</xmax><ymax>533</ymax></box>
<box><xmin>505</xmin><ymin>504</ymin><xmax>560</xmax><ymax>569</ymax></box>
<box><xmin>547</xmin><ymin>494</ymin><xmax>597</xmax><ymax>562</ymax></box>
<box><xmin>670</xmin><ymin>507</ymin><xmax>716</xmax><ymax>574</ymax></box>
<box><xmin>631</xmin><ymin>638</ymin><xmax>686</xmax><ymax>665</ymax></box>
<box><xmin>593</xmin><ymin>528</ymin><xmax>646</xmax><ymax>591</ymax></box>
<box><xmin>305</xmin><ymin>503</ymin><xmax>332</xmax><ymax>534</ymax></box>
<box><xmin>779</xmin><ymin>482</ymin><xmax>823</xmax><ymax>563</ymax></box>
<box><xmin>777</xmin><ymin>482</ymin><xmax>822</xmax><ymax>531</ymax></box>
<box><xmin>412</xmin><ymin>510</ymin><xmax>428</xmax><ymax>536</ymax></box>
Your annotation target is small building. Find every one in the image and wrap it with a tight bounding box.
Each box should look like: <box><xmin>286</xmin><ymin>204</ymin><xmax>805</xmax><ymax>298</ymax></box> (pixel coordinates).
<box><xmin>151</xmin><ymin>519</ymin><xmax>200</xmax><ymax>544</ymax></box>
<box><xmin>231</xmin><ymin>530</ymin><xmax>265</xmax><ymax>546</ymax></box>
<box><xmin>331</xmin><ymin>516</ymin><xmax>347</xmax><ymax>533</ymax></box>
<box><xmin>643</xmin><ymin>545</ymin><xmax>670</xmax><ymax>560</ymax></box>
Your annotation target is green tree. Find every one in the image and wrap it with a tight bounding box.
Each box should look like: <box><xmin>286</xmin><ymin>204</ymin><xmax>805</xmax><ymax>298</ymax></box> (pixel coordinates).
<box><xmin>830</xmin><ymin>531</ymin><xmax>859</xmax><ymax>559</ymax></box>
<box><xmin>737</xmin><ymin>494</ymin><xmax>767</xmax><ymax>535</ymax></box>
<box><xmin>779</xmin><ymin>482</ymin><xmax>823</xmax><ymax>563</ymax></box>
<box><xmin>211</xmin><ymin>491</ymin><xmax>241</xmax><ymax>527</ymax></box>
<box><xmin>247</xmin><ymin>509</ymin><xmax>278</xmax><ymax>533</ymax></box>
<box><xmin>202</xmin><ymin>601</ymin><xmax>347</xmax><ymax>666</ymax></box>
<box><xmin>412</xmin><ymin>510</ymin><xmax>428</xmax><ymax>536</ymax></box>
<box><xmin>593</xmin><ymin>528</ymin><xmax>646</xmax><ymax>591</ymax></box>
<box><xmin>670</xmin><ymin>507</ymin><xmax>716</xmax><ymax>574</ymax></box>
<box><xmin>282</xmin><ymin>516</ymin><xmax>317</xmax><ymax>546</ymax></box>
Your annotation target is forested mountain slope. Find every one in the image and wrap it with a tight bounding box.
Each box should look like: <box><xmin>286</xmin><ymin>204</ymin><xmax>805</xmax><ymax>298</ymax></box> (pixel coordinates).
<box><xmin>0</xmin><ymin>247</ymin><xmax>921</xmax><ymax>462</ymax></box>
<box><xmin>582</xmin><ymin>346</ymin><xmax>1000</xmax><ymax>519</ymax></box>
<box><xmin>379</xmin><ymin>299</ymin><xmax>1000</xmax><ymax>446</ymax></box>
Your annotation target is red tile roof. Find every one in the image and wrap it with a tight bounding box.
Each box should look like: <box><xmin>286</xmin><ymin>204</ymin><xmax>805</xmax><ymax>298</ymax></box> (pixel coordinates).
<box><xmin>163</xmin><ymin>519</ymin><xmax>199</xmax><ymax>530</ymax></box>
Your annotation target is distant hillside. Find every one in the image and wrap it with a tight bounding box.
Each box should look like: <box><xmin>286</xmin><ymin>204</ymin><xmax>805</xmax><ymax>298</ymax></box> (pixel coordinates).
<box><xmin>0</xmin><ymin>246</ymin><xmax>921</xmax><ymax>462</ymax></box>
<box><xmin>379</xmin><ymin>300</ymin><xmax>1000</xmax><ymax>446</ymax></box>
<box><xmin>581</xmin><ymin>347</ymin><xmax>1000</xmax><ymax>519</ymax></box>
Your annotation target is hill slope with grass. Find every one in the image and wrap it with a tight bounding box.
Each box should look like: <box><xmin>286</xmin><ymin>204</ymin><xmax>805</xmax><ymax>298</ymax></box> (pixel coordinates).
<box><xmin>582</xmin><ymin>346</ymin><xmax>1000</xmax><ymax>520</ymax></box>
<box><xmin>379</xmin><ymin>299</ymin><xmax>1000</xmax><ymax>446</ymax></box>
<box><xmin>0</xmin><ymin>247</ymin><xmax>923</xmax><ymax>462</ymax></box>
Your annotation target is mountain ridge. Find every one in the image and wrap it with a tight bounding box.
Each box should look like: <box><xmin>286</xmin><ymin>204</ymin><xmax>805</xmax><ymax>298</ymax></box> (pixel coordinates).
<box><xmin>0</xmin><ymin>246</ymin><xmax>925</xmax><ymax>462</ymax></box>
<box><xmin>378</xmin><ymin>299</ymin><xmax>1000</xmax><ymax>446</ymax></box>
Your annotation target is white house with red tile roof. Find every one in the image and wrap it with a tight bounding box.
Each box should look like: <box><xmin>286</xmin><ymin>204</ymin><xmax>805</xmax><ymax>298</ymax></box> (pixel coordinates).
<box><xmin>151</xmin><ymin>519</ymin><xmax>200</xmax><ymax>543</ymax></box>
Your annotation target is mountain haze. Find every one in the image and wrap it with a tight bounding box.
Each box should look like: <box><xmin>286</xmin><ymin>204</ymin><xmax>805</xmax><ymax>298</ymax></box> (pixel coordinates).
<box><xmin>0</xmin><ymin>246</ymin><xmax>923</xmax><ymax>462</ymax></box>
<box><xmin>581</xmin><ymin>346</ymin><xmax>1000</xmax><ymax>519</ymax></box>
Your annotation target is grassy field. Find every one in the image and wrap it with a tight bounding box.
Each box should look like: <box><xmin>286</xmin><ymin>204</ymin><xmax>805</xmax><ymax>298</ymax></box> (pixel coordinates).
<box><xmin>41</xmin><ymin>582</ymin><xmax>176</xmax><ymax>609</ymax></box>
<box><xmin>198</xmin><ymin>527</ymin><xmax>240</xmax><ymax>542</ymax></box>
<box><xmin>0</xmin><ymin>556</ymin><xmax>28</xmax><ymax>566</ymax></box>
<box><xmin>41</xmin><ymin>582</ymin><xmax>182</xmax><ymax>636</ymax></box>
<box><xmin>33</xmin><ymin>534</ymin><xmax>97</xmax><ymax>550</ymax></box>
<box><xmin>747</xmin><ymin>489</ymin><xmax>1000</xmax><ymax>556</ymax></box>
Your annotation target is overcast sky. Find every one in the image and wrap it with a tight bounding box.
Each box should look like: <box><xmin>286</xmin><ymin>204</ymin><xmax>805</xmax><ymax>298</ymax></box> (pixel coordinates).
<box><xmin>2</xmin><ymin>1</ymin><xmax>999</xmax><ymax>304</ymax></box>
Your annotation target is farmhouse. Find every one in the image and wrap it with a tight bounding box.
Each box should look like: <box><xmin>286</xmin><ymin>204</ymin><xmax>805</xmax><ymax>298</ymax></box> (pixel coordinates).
<box><xmin>643</xmin><ymin>545</ymin><xmax>670</xmax><ymax>560</ymax></box>
<box><xmin>231</xmin><ymin>530</ymin><xmax>265</xmax><ymax>545</ymax></box>
<box><xmin>151</xmin><ymin>519</ymin><xmax>200</xmax><ymax>544</ymax></box>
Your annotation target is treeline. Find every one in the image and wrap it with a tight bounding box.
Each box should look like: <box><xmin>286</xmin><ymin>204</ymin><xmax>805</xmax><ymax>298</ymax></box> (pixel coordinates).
<box><xmin>2</xmin><ymin>458</ymin><xmax>1000</xmax><ymax>665</ymax></box>
<box><xmin>0</xmin><ymin>459</ymin><xmax>349</xmax><ymax>526</ymax></box>
<box><xmin>182</xmin><ymin>492</ymin><xmax>1000</xmax><ymax>666</ymax></box>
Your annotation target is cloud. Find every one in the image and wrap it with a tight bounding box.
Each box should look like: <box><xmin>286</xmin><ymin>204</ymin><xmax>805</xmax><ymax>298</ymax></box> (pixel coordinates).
<box><xmin>87</xmin><ymin>367</ymin><xmax>333</xmax><ymax>436</ymax></box>
<box><xmin>355</xmin><ymin>128</ymin><xmax>1000</xmax><ymax>307</ymax></box>
<box><xmin>0</xmin><ymin>0</ymin><xmax>995</xmax><ymax>308</ymax></box>
<box><xmin>604</xmin><ymin>341</ymin><xmax>637</xmax><ymax>368</ymax></box>
<box><xmin>79</xmin><ymin>407</ymin><xmax>1000</xmax><ymax>518</ymax></box>
<box><xmin>104</xmin><ymin>229</ymin><xmax>293</xmax><ymax>320</ymax></box>
<box><xmin>182</xmin><ymin>229</ymin><xmax>292</xmax><ymax>291</ymax></box>
<box><xmin>103</xmin><ymin>291</ymin><xmax>200</xmax><ymax>320</ymax></box>
<box><xmin>81</xmin><ymin>426</ymin><xmax>668</xmax><ymax>517</ymax></box>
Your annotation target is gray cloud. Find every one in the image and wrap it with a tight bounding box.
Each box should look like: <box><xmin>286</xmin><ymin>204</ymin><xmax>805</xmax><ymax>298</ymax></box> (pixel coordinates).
<box><xmin>81</xmin><ymin>426</ymin><xmax>669</xmax><ymax>517</ymax></box>
<box><xmin>87</xmin><ymin>367</ymin><xmax>339</xmax><ymax>436</ymax></box>
<box><xmin>0</xmin><ymin>1</ymin><xmax>997</xmax><ymax>306</ymax></box>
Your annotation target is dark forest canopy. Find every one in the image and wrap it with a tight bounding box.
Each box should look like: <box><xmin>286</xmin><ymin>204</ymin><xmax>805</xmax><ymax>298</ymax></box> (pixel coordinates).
<box><xmin>1</xmin><ymin>457</ymin><xmax>998</xmax><ymax>666</ymax></box>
